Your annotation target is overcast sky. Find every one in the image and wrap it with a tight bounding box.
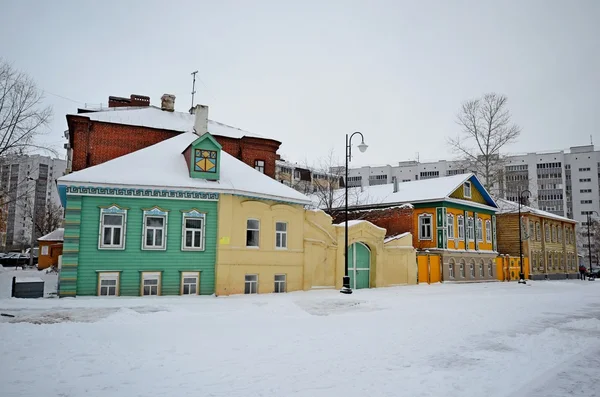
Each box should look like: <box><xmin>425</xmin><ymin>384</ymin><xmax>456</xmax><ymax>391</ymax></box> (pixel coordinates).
<box><xmin>2</xmin><ymin>0</ymin><xmax>599</xmax><ymax>167</ymax></box>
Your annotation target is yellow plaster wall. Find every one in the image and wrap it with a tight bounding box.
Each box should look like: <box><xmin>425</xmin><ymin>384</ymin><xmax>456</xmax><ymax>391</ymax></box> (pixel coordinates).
<box><xmin>449</xmin><ymin>182</ymin><xmax>487</xmax><ymax>204</ymax></box>
<box><xmin>216</xmin><ymin>196</ymin><xmax>417</xmax><ymax>295</ymax></box>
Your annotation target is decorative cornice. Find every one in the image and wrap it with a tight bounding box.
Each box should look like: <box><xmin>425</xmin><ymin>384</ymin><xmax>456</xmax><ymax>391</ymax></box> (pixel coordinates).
<box><xmin>66</xmin><ymin>185</ymin><xmax>219</xmax><ymax>201</ymax></box>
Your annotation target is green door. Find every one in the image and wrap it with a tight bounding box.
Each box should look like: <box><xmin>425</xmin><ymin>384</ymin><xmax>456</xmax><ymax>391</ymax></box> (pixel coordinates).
<box><xmin>348</xmin><ymin>242</ymin><xmax>371</xmax><ymax>289</ymax></box>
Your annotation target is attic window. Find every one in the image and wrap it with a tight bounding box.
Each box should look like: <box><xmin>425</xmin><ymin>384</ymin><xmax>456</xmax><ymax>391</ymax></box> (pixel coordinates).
<box><xmin>464</xmin><ymin>181</ymin><xmax>472</xmax><ymax>198</ymax></box>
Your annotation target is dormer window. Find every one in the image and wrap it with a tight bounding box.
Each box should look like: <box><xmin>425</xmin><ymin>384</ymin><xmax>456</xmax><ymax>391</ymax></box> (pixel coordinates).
<box><xmin>186</xmin><ymin>133</ymin><xmax>222</xmax><ymax>181</ymax></box>
<box><xmin>464</xmin><ymin>181</ymin><xmax>472</xmax><ymax>198</ymax></box>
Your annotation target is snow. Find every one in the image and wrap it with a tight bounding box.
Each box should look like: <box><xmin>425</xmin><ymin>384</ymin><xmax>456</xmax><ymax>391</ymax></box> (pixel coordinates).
<box><xmin>70</xmin><ymin>106</ymin><xmax>265</xmax><ymax>139</ymax></box>
<box><xmin>496</xmin><ymin>198</ymin><xmax>577</xmax><ymax>223</ymax></box>
<box><xmin>1</xmin><ymin>276</ymin><xmax>600</xmax><ymax>397</ymax></box>
<box><xmin>0</xmin><ymin>269</ymin><xmax>58</xmax><ymax>298</ymax></box>
<box><xmin>313</xmin><ymin>173</ymin><xmax>496</xmax><ymax>210</ymax></box>
<box><xmin>384</xmin><ymin>231</ymin><xmax>411</xmax><ymax>243</ymax></box>
<box><xmin>37</xmin><ymin>227</ymin><xmax>64</xmax><ymax>241</ymax></box>
<box><xmin>335</xmin><ymin>219</ymin><xmax>387</xmax><ymax>231</ymax></box>
<box><xmin>14</xmin><ymin>277</ymin><xmax>44</xmax><ymax>283</ymax></box>
<box><xmin>58</xmin><ymin>132</ymin><xmax>311</xmax><ymax>205</ymax></box>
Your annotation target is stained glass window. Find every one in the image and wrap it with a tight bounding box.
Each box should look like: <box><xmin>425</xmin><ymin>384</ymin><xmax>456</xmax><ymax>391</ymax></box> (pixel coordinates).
<box><xmin>194</xmin><ymin>149</ymin><xmax>217</xmax><ymax>173</ymax></box>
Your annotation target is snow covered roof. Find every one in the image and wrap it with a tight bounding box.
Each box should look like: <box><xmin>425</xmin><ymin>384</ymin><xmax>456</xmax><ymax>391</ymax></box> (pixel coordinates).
<box><xmin>496</xmin><ymin>198</ymin><xmax>576</xmax><ymax>223</ymax></box>
<box><xmin>69</xmin><ymin>107</ymin><xmax>267</xmax><ymax>140</ymax></box>
<box><xmin>314</xmin><ymin>173</ymin><xmax>497</xmax><ymax>211</ymax></box>
<box><xmin>38</xmin><ymin>228</ymin><xmax>64</xmax><ymax>242</ymax></box>
<box><xmin>384</xmin><ymin>232</ymin><xmax>412</xmax><ymax>243</ymax></box>
<box><xmin>57</xmin><ymin>133</ymin><xmax>311</xmax><ymax>205</ymax></box>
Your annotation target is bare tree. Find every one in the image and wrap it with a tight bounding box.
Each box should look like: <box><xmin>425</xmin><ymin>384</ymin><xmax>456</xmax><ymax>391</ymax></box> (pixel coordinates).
<box><xmin>578</xmin><ymin>218</ymin><xmax>600</xmax><ymax>267</ymax></box>
<box><xmin>18</xmin><ymin>200</ymin><xmax>63</xmax><ymax>245</ymax></box>
<box><xmin>448</xmin><ymin>93</ymin><xmax>521</xmax><ymax>192</ymax></box>
<box><xmin>309</xmin><ymin>149</ymin><xmax>345</xmax><ymax>218</ymax></box>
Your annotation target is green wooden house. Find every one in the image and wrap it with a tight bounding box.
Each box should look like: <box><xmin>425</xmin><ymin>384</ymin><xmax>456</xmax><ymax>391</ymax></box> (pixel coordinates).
<box><xmin>57</xmin><ymin>131</ymin><xmax>310</xmax><ymax>297</ymax></box>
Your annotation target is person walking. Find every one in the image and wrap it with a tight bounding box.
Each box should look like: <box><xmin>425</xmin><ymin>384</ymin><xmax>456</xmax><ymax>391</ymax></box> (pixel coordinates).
<box><xmin>579</xmin><ymin>264</ymin><xmax>587</xmax><ymax>280</ymax></box>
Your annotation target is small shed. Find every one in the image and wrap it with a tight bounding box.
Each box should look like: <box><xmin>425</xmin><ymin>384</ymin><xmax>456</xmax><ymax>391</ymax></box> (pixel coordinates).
<box><xmin>12</xmin><ymin>276</ymin><xmax>45</xmax><ymax>298</ymax></box>
<box><xmin>37</xmin><ymin>228</ymin><xmax>64</xmax><ymax>270</ymax></box>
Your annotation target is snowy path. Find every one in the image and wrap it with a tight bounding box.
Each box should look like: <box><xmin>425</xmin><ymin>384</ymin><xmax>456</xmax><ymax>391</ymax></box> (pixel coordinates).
<box><xmin>1</xmin><ymin>277</ymin><xmax>599</xmax><ymax>397</ymax></box>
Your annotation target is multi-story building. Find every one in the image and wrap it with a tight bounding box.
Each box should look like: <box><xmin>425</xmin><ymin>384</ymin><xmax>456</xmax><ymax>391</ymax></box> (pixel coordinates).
<box><xmin>275</xmin><ymin>159</ymin><xmax>342</xmax><ymax>195</ymax></box>
<box><xmin>65</xmin><ymin>94</ymin><xmax>282</xmax><ymax>179</ymax></box>
<box><xmin>345</xmin><ymin>145</ymin><xmax>600</xmax><ymax>237</ymax></box>
<box><xmin>0</xmin><ymin>154</ymin><xmax>66</xmax><ymax>250</ymax></box>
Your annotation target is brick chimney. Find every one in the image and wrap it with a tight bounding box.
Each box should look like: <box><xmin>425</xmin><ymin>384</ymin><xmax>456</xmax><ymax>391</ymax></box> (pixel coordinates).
<box><xmin>108</xmin><ymin>94</ymin><xmax>150</xmax><ymax>108</ymax></box>
<box><xmin>161</xmin><ymin>94</ymin><xmax>176</xmax><ymax>112</ymax></box>
<box><xmin>192</xmin><ymin>104</ymin><xmax>209</xmax><ymax>136</ymax></box>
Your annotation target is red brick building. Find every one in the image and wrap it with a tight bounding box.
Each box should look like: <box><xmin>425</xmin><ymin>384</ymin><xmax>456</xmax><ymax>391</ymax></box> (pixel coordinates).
<box><xmin>332</xmin><ymin>206</ymin><xmax>415</xmax><ymax>238</ymax></box>
<box><xmin>65</xmin><ymin>94</ymin><xmax>281</xmax><ymax>178</ymax></box>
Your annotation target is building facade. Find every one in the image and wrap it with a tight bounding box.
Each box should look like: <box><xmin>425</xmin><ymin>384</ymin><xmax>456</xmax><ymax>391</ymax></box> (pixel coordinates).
<box><xmin>496</xmin><ymin>199</ymin><xmax>578</xmax><ymax>280</ymax></box>
<box><xmin>57</xmin><ymin>116</ymin><xmax>416</xmax><ymax>297</ymax></box>
<box><xmin>0</xmin><ymin>155</ymin><xmax>66</xmax><ymax>250</ymax></box>
<box><xmin>65</xmin><ymin>94</ymin><xmax>282</xmax><ymax>179</ymax></box>
<box><xmin>275</xmin><ymin>159</ymin><xmax>341</xmax><ymax>195</ymax></box>
<box><xmin>322</xmin><ymin>174</ymin><xmax>500</xmax><ymax>283</ymax></box>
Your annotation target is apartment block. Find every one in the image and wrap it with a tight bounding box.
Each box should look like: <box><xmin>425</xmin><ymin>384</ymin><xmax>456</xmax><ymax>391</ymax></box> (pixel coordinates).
<box><xmin>0</xmin><ymin>155</ymin><xmax>66</xmax><ymax>250</ymax></box>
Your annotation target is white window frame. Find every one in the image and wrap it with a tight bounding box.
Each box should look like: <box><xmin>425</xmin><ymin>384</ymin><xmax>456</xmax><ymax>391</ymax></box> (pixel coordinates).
<box><xmin>181</xmin><ymin>210</ymin><xmax>206</xmax><ymax>251</ymax></box>
<box><xmin>485</xmin><ymin>220</ymin><xmax>492</xmax><ymax>243</ymax></box>
<box><xmin>141</xmin><ymin>272</ymin><xmax>161</xmax><ymax>296</ymax></box>
<box><xmin>254</xmin><ymin>160</ymin><xmax>265</xmax><ymax>173</ymax></box>
<box><xmin>448</xmin><ymin>260</ymin><xmax>455</xmax><ymax>279</ymax></box>
<box><xmin>467</xmin><ymin>217</ymin><xmax>474</xmax><ymax>241</ymax></box>
<box><xmin>98</xmin><ymin>206</ymin><xmax>127</xmax><ymax>250</ymax></box>
<box><xmin>469</xmin><ymin>262</ymin><xmax>475</xmax><ymax>278</ymax></box>
<box><xmin>457</xmin><ymin>216</ymin><xmax>465</xmax><ymax>239</ymax></box>
<box><xmin>142</xmin><ymin>208</ymin><xmax>168</xmax><ymax>251</ymax></box>
<box><xmin>459</xmin><ymin>261</ymin><xmax>466</xmax><ymax>278</ymax></box>
<box><xmin>275</xmin><ymin>221</ymin><xmax>288</xmax><ymax>249</ymax></box>
<box><xmin>476</xmin><ymin>218</ymin><xmax>483</xmax><ymax>242</ymax></box>
<box><xmin>245</xmin><ymin>274</ymin><xmax>258</xmax><ymax>294</ymax></box>
<box><xmin>464</xmin><ymin>181</ymin><xmax>472</xmax><ymax>198</ymax></box>
<box><xmin>479</xmin><ymin>261</ymin><xmax>484</xmax><ymax>277</ymax></box>
<box><xmin>447</xmin><ymin>214</ymin><xmax>455</xmax><ymax>239</ymax></box>
<box><xmin>41</xmin><ymin>245</ymin><xmax>49</xmax><ymax>256</ymax></box>
<box><xmin>181</xmin><ymin>271</ymin><xmax>200</xmax><ymax>295</ymax></box>
<box><xmin>488</xmin><ymin>261</ymin><xmax>493</xmax><ymax>277</ymax></box>
<box><xmin>246</xmin><ymin>219</ymin><xmax>260</xmax><ymax>248</ymax></box>
<box><xmin>98</xmin><ymin>272</ymin><xmax>119</xmax><ymax>296</ymax></box>
<box><xmin>274</xmin><ymin>274</ymin><xmax>286</xmax><ymax>293</ymax></box>
<box><xmin>418</xmin><ymin>213</ymin><xmax>433</xmax><ymax>241</ymax></box>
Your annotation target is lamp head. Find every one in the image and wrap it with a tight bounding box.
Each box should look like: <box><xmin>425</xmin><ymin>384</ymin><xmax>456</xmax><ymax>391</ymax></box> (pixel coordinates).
<box><xmin>357</xmin><ymin>141</ymin><xmax>368</xmax><ymax>153</ymax></box>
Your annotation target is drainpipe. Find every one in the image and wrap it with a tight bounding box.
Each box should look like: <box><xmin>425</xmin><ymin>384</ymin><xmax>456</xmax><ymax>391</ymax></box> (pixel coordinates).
<box><xmin>425</xmin><ymin>250</ymin><xmax>430</xmax><ymax>284</ymax></box>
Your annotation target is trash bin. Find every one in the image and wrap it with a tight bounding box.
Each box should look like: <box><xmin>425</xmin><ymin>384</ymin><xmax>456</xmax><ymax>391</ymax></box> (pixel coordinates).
<box><xmin>12</xmin><ymin>276</ymin><xmax>45</xmax><ymax>298</ymax></box>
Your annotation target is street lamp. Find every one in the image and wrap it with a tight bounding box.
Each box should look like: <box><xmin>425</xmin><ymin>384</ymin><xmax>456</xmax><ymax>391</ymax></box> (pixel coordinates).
<box><xmin>518</xmin><ymin>189</ymin><xmax>531</xmax><ymax>284</ymax></box>
<box><xmin>341</xmin><ymin>132</ymin><xmax>368</xmax><ymax>294</ymax></box>
<box><xmin>586</xmin><ymin>210</ymin><xmax>599</xmax><ymax>274</ymax></box>
<box><xmin>26</xmin><ymin>177</ymin><xmax>38</xmax><ymax>269</ymax></box>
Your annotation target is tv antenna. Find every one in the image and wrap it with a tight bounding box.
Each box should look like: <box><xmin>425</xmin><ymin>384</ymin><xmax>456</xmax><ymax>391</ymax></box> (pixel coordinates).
<box><xmin>190</xmin><ymin>70</ymin><xmax>198</xmax><ymax>111</ymax></box>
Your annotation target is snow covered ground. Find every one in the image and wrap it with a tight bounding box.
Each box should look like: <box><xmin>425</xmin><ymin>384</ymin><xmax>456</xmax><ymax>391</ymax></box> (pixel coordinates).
<box><xmin>1</xmin><ymin>270</ymin><xmax>599</xmax><ymax>397</ymax></box>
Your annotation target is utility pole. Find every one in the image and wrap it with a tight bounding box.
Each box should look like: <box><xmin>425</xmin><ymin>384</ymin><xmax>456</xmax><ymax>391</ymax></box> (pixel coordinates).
<box><xmin>27</xmin><ymin>177</ymin><xmax>37</xmax><ymax>268</ymax></box>
<box><xmin>190</xmin><ymin>70</ymin><xmax>198</xmax><ymax>111</ymax></box>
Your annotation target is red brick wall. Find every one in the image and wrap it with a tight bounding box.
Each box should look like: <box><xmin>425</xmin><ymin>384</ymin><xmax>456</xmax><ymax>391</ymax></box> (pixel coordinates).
<box><xmin>332</xmin><ymin>206</ymin><xmax>414</xmax><ymax>238</ymax></box>
<box><xmin>68</xmin><ymin>116</ymin><xmax>281</xmax><ymax>178</ymax></box>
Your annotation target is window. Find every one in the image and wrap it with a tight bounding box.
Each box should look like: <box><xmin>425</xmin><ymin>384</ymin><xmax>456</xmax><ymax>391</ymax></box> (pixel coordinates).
<box><xmin>143</xmin><ymin>215</ymin><xmax>167</xmax><ymax>250</ymax></box>
<box><xmin>551</xmin><ymin>226</ymin><xmax>556</xmax><ymax>242</ymax></box>
<box><xmin>479</xmin><ymin>260</ymin><xmax>484</xmax><ymax>277</ymax></box>
<box><xmin>294</xmin><ymin>170</ymin><xmax>301</xmax><ymax>179</ymax></box>
<box><xmin>467</xmin><ymin>217</ymin><xmax>474</xmax><ymax>241</ymax></box>
<box><xmin>459</xmin><ymin>260</ymin><xmax>466</xmax><ymax>278</ymax></box>
<box><xmin>579</xmin><ymin>178</ymin><xmax>591</xmax><ymax>182</ymax></box>
<box><xmin>181</xmin><ymin>272</ymin><xmax>199</xmax><ymax>295</ymax></box>
<box><xmin>581</xmin><ymin>200</ymin><xmax>593</xmax><ymax>204</ymax></box>
<box><xmin>254</xmin><ymin>160</ymin><xmax>265</xmax><ymax>173</ymax></box>
<box><xmin>246</xmin><ymin>219</ymin><xmax>260</xmax><ymax>247</ymax></box>
<box><xmin>447</xmin><ymin>214</ymin><xmax>454</xmax><ymax>239</ymax></box>
<box><xmin>142</xmin><ymin>272</ymin><xmax>161</xmax><ymax>296</ymax></box>
<box><xmin>469</xmin><ymin>261</ymin><xmax>475</xmax><ymax>278</ymax></box>
<box><xmin>581</xmin><ymin>189</ymin><xmax>592</xmax><ymax>193</ymax></box>
<box><xmin>545</xmin><ymin>224</ymin><xmax>550</xmax><ymax>242</ymax></box>
<box><xmin>529</xmin><ymin>222</ymin><xmax>535</xmax><ymax>241</ymax></box>
<box><xmin>547</xmin><ymin>253</ymin><xmax>553</xmax><ymax>270</ymax></box>
<box><xmin>488</xmin><ymin>260</ymin><xmax>493</xmax><ymax>277</ymax></box>
<box><xmin>245</xmin><ymin>274</ymin><xmax>258</xmax><ymax>294</ymax></box>
<box><xmin>41</xmin><ymin>245</ymin><xmax>49</xmax><ymax>256</ymax></box>
<box><xmin>448</xmin><ymin>259</ymin><xmax>455</xmax><ymax>279</ymax></box>
<box><xmin>98</xmin><ymin>272</ymin><xmax>119</xmax><ymax>296</ymax></box>
<box><xmin>458</xmin><ymin>216</ymin><xmax>465</xmax><ymax>239</ymax></box>
<box><xmin>476</xmin><ymin>218</ymin><xmax>483</xmax><ymax>241</ymax></box>
<box><xmin>464</xmin><ymin>181</ymin><xmax>472</xmax><ymax>198</ymax></box>
<box><xmin>275</xmin><ymin>222</ymin><xmax>287</xmax><ymax>249</ymax></box>
<box><xmin>182</xmin><ymin>211</ymin><xmax>205</xmax><ymax>250</ymax></box>
<box><xmin>536</xmin><ymin>223</ymin><xmax>541</xmax><ymax>241</ymax></box>
<box><xmin>579</xmin><ymin>167</ymin><xmax>591</xmax><ymax>172</ymax></box>
<box><xmin>99</xmin><ymin>207</ymin><xmax>127</xmax><ymax>249</ymax></box>
<box><xmin>274</xmin><ymin>274</ymin><xmax>286</xmax><ymax>293</ymax></box>
<box><xmin>418</xmin><ymin>214</ymin><xmax>432</xmax><ymax>240</ymax></box>
<box><xmin>557</xmin><ymin>227</ymin><xmax>562</xmax><ymax>242</ymax></box>
<box><xmin>486</xmin><ymin>220</ymin><xmax>492</xmax><ymax>243</ymax></box>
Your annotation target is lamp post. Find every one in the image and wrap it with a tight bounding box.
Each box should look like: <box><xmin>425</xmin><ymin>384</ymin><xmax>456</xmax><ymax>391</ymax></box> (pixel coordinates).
<box><xmin>341</xmin><ymin>132</ymin><xmax>368</xmax><ymax>294</ymax></box>
<box><xmin>586</xmin><ymin>210</ymin><xmax>599</xmax><ymax>274</ymax></box>
<box><xmin>27</xmin><ymin>177</ymin><xmax>38</xmax><ymax>269</ymax></box>
<box><xmin>518</xmin><ymin>189</ymin><xmax>531</xmax><ymax>284</ymax></box>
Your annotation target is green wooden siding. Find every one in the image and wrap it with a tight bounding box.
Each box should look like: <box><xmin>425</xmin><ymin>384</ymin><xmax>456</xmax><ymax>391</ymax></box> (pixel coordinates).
<box><xmin>59</xmin><ymin>195</ymin><xmax>82</xmax><ymax>297</ymax></box>
<box><xmin>75</xmin><ymin>195</ymin><xmax>218</xmax><ymax>296</ymax></box>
